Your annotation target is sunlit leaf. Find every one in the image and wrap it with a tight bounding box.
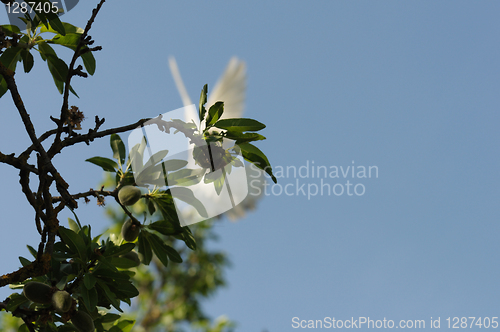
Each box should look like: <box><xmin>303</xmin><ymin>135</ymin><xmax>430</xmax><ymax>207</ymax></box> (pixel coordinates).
<box><xmin>199</xmin><ymin>84</ymin><xmax>208</xmax><ymax>121</ymax></box>
<box><xmin>40</xmin><ymin>22</ymin><xmax>83</xmax><ymax>34</ymax></box>
<box><xmin>110</xmin><ymin>134</ymin><xmax>126</xmax><ymax>166</ymax></box>
<box><xmin>214</xmin><ymin>118</ymin><xmax>266</xmax><ymax>132</ymax></box>
<box><xmin>206</xmin><ymin>101</ymin><xmax>224</xmax><ymax>126</ymax></box>
<box><xmin>235</xmin><ymin>142</ymin><xmax>277</xmax><ymax>183</ymax></box>
<box><xmin>224</xmin><ymin>131</ymin><xmax>266</xmax><ymax>144</ymax></box>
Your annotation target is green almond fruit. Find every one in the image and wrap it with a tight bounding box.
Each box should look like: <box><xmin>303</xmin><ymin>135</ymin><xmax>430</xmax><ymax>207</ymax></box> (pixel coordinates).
<box><xmin>52</xmin><ymin>290</ymin><xmax>72</xmax><ymax>312</ymax></box>
<box><xmin>121</xmin><ymin>218</ymin><xmax>141</xmax><ymax>242</ymax></box>
<box><xmin>121</xmin><ymin>250</ymin><xmax>141</xmax><ymax>267</ymax></box>
<box><xmin>118</xmin><ymin>185</ymin><xmax>142</xmax><ymax>206</ymax></box>
<box><xmin>23</xmin><ymin>281</ymin><xmax>53</xmax><ymax>304</ymax></box>
<box><xmin>71</xmin><ymin>310</ymin><xmax>95</xmax><ymax>332</ymax></box>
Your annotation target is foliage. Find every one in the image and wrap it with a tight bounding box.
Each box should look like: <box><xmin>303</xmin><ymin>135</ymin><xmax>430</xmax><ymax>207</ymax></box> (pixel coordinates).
<box><xmin>0</xmin><ymin>1</ymin><xmax>276</xmax><ymax>331</ymax></box>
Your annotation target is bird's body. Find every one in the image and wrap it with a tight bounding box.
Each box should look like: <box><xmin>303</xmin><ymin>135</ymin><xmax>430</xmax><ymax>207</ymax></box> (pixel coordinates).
<box><xmin>168</xmin><ymin>56</ymin><xmax>266</xmax><ymax>222</ymax></box>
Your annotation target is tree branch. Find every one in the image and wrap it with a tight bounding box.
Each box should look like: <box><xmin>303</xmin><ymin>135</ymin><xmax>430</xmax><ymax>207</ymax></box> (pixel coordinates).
<box><xmin>52</xmin><ymin>187</ymin><xmax>115</xmax><ymax>203</ymax></box>
<box><xmin>0</xmin><ymin>61</ymin><xmax>77</xmax><ymax>209</ymax></box>
<box><xmin>52</xmin><ymin>0</ymin><xmax>106</xmax><ymax>149</ymax></box>
<box><xmin>0</xmin><ymin>151</ymin><xmax>38</xmax><ymax>174</ymax></box>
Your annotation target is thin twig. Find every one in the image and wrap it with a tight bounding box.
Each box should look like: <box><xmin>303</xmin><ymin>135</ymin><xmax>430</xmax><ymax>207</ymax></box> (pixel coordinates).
<box><xmin>53</xmin><ymin>0</ymin><xmax>106</xmax><ymax>148</ymax></box>
<box><xmin>52</xmin><ymin>187</ymin><xmax>115</xmax><ymax>203</ymax></box>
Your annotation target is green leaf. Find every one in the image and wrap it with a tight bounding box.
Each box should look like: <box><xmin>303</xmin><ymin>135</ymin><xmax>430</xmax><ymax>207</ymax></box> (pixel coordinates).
<box><xmin>45</xmin><ymin>54</ymin><xmax>68</xmax><ymax>82</ymax></box>
<box><xmin>0</xmin><ymin>46</ymin><xmax>23</xmax><ymax>71</ymax></box>
<box><xmin>37</xmin><ymin>41</ymin><xmax>57</xmax><ymax>61</ymax></box>
<box><xmin>146</xmin><ymin>232</ymin><xmax>170</xmax><ymax>267</ymax></box>
<box><xmin>83</xmin><ymin>273</ymin><xmax>96</xmax><ymax>289</ymax></box>
<box><xmin>85</xmin><ymin>156</ymin><xmax>118</xmax><ymax>172</ymax></box>
<box><xmin>115</xmin><ymin>320</ymin><xmax>136</xmax><ymax>332</ymax></box>
<box><xmin>104</xmin><ymin>242</ymin><xmax>135</xmax><ymax>258</ymax></box>
<box><xmin>148</xmin><ymin>220</ymin><xmax>182</xmax><ymax>236</ymax></box>
<box><xmin>69</xmin><ymin>84</ymin><xmax>79</xmax><ymax>98</ymax></box>
<box><xmin>149</xmin><ymin>193</ymin><xmax>181</xmax><ymax>225</ymax></box>
<box><xmin>0</xmin><ymin>25</ymin><xmax>21</xmax><ymax>35</ymax></box>
<box><xmin>128</xmin><ymin>136</ymin><xmax>147</xmax><ymax>170</ymax></box>
<box><xmin>6</xmin><ymin>293</ymin><xmax>29</xmax><ymax>312</ymax></box>
<box><xmin>181</xmin><ymin>227</ymin><xmax>196</xmax><ymax>250</ymax></box>
<box><xmin>18</xmin><ymin>324</ymin><xmax>29</xmax><ymax>332</ymax></box>
<box><xmin>58</xmin><ymin>226</ymin><xmax>88</xmax><ymax>262</ymax></box>
<box><xmin>94</xmin><ymin>264</ymin><xmax>130</xmax><ymax>280</ymax></box>
<box><xmin>162</xmin><ymin>159</ymin><xmax>188</xmax><ymax>172</ymax></box>
<box><xmin>19</xmin><ymin>256</ymin><xmax>31</xmax><ymax>267</ymax></box>
<box><xmin>166</xmin><ymin>168</ymin><xmax>205</xmax><ymax>186</ymax></box>
<box><xmin>40</xmin><ymin>22</ymin><xmax>83</xmax><ymax>34</ymax></box>
<box><xmin>214</xmin><ymin>172</ymin><xmax>225</xmax><ymax>195</ymax></box>
<box><xmin>49</xmin><ymin>33</ymin><xmax>96</xmax><ymax>75</ymax></box>
<box><xmin>81</xmin><ymin>50</ymin><xmax>96</xmax><ymax>75</ymax></box>
<box><xmin>214</xmin><ymin>118</ymin><xmax>266</xmax><ymax>132</ymax></box>
<box><xmin>49</xmin><ymin>33</ymin><xmax>81</xmax><ymax>49</ymax></box>
<box><xmin>44</xmin><ymin>14</ymin><xmax>66</xmax><ymax>36</ymax></box>
<box><xmin>67</xmin><ymin>218</ymin><xmax>80</xmax><ymax>232</ymax></box>
<box><xmin>138</xmin><ymin>231</ymin><xmax>152</xmax><ymax>265</ymax></box>
<box><xmin>170</xmin><ymin>187</ymin><xmax>208</xmax><ymax>218</ymax></box>
<box><xmin>225</xmin><ymin>131</ymin><xmax>266</xmax><ymax>144</ymax></box>
<box><xmin>236</xmin><ymin>142</ymin><xmax>277</xmax><ymax>183</ymax></box>
<box><xmin>96</xmin><ymin>279</ymin><xmax>122</xmax><ymax>312</ymax></box>
<box><xmin>80</xmin><ymin>284</ymin><xmax>98</xmax><ymax>311</ymax></box>
<box><xmin>0</xmin><ymin>77</ymin><xmax>8</xmax><ymax>99</ymax></box>
<box><xmin>199</xmin><ymin>84</ymin><xmax>208</xmax><ymax>121</ymax></box>
<box><xmin>143</xmin><ymin>150</ymin><xmax>169</xmax><ymax>169</ymax></box>
<box><xmin>110</xmin><ymin>134</ymin><xmax>126</xmax><ymax>166</ymax></box>
<box><xmin>57</xmin><ymin>325</ymin><xmax>77</xmax><ymax>332</ymax></box>
<box><xmin>206</xmin><ymin>101</ymin><xmax>224</xmax><ymax>126</ymax></box>
<box><xmin>21</xmin><ymin>49</ymin><xmax>34</xmax><ymax>73</ymax></box>
<box><xmin>27</xmin><ymin>245</ymin><xmax>37</xmax><ymax>258</ymax></box>
<box><xmin>101</xmin><ymin>313</ymin><xmax>122</xmax><ymax>323</ymax></box>
<box><xmin>110</xmin><ymin>280</ymin><xmax>138</xmax><ymax>299</ymax></box>
<box><xmin>53</xmin><ymin>75</ymin><xmax>64</xmax><ymax>94</ymax></box>
<box><xmin>146</xmin><ymin>198</ymin><xmax>156</xmax><ymax>215</ymax></box>
<box><xmin>110</xmin><ymin>257</ymin><xmax>139</xmax><ymax>269</ymax></box>
<box><xmin>164</xmin><ymin>244</ymin><xmax>182</xmax><ymax>263</ymax></box>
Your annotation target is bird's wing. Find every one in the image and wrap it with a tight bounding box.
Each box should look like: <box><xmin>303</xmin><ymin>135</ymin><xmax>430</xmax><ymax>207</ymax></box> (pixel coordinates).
<box><xmin>207</xmin><ymin>58</ymin><xmax>267</xmax><ymax>221</ymax></box>
<box><xmin>167</xmin><ymin>56</ymin><xmax>265</xmax><ymax>223</ymax></box>
<box><xmin>207</xmin><ymin>57</ymin><xmax>247</xmax><ymax>118</ymax></box>
<box><xmin>168</xmin><ymin>56</ymin><xmax>194</xmax><ymax>107</ymax></box>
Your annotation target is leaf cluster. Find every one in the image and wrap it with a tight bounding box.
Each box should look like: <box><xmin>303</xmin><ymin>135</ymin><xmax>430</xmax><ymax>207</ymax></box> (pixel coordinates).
<box><xmin>0</xmin><ymin>15</ymin><xmax>96</xmax><ymax>98</ymax></box>
<box><xmin>198</xmin><ymin>84</ymin><xmax>277</xmax><ymax>183</ymax></box>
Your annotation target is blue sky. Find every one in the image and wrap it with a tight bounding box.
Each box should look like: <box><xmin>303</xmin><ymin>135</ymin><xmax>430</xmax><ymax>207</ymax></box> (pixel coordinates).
<box><xmin>1</xmin><ymin>1</ymin><xmax>499</xmax><ymax>331</ymax></box>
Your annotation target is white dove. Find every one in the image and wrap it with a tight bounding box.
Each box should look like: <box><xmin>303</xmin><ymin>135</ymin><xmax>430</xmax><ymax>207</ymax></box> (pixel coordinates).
<box><xmin>168</xmin><ymin>56</ymin><xmax>266</xmax><ymax>221</ymax></box>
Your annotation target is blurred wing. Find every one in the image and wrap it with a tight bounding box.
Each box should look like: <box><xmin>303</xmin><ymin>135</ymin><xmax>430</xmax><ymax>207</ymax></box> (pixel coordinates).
<box><xmin>207</xmin><ymin>57</ymin><xmax>247</xmax><ymax>118</ymax></box>
<box><xmin>169</xmin><ymin>56</ymin><xmax>194</xmax><ymax>107</ymax></box>
<box><xmin>168</xmin><ymin>56</ymin><xmax>265</xmax><ymax>223</ymax></box>
<box><xmin>207</xmin><ymin>58</ymin><xmax>267</xmax><ymax>221</ymax></box>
